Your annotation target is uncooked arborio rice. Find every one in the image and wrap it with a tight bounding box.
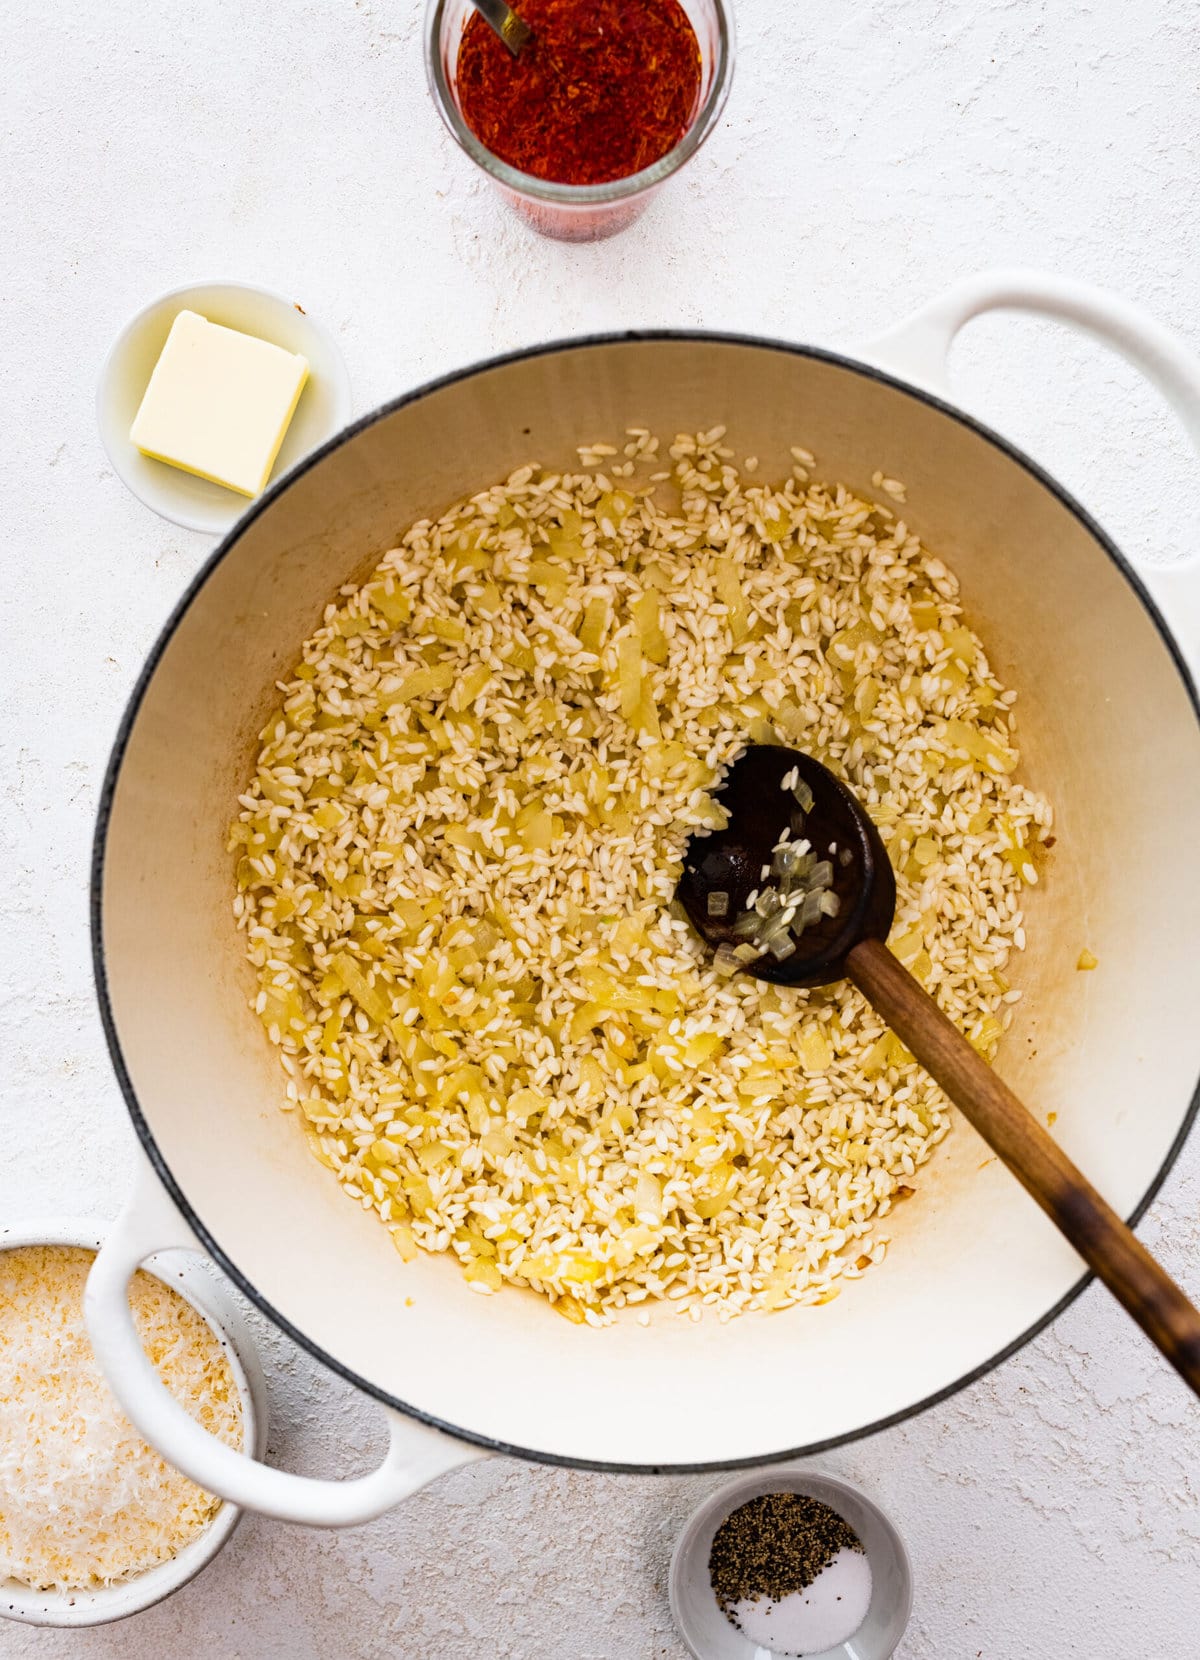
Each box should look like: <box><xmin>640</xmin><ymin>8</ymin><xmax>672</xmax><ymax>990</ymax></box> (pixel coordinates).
<box><xmin>232</xmin><ymin>427</ymin><xmax>1052</xmax><ymax>1325</ymax></box>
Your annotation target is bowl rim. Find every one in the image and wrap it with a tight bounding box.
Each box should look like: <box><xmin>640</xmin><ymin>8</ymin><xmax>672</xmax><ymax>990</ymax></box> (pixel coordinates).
<box><xmin>95</xmin><ymin>277</ymin><xmax>352</xmax><ymax>535</ymax></box>
<box><xmin>668</xmin><ymin>1465</ymin><xmax>914</xmax><ymax>1660</ymax></box>
<box><xmin>0</xmin><ymin>1217</ymin><xmax>263</xmax><ymax>1627</ymax></box>
<box><xmin>90</xmin><ymin>327</ymin><xmax>1200</xmax><ymax>1474</ymax></box>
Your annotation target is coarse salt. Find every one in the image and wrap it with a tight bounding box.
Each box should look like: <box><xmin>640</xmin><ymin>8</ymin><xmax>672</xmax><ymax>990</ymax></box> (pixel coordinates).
<box><xmin>0</xmin><ymin>1245</ymin><xmax>242</xmax><ymax>1592</ymax></box>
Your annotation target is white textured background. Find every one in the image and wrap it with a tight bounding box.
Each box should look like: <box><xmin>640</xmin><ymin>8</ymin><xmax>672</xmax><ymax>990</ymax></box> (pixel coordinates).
<box><xmin>3</xmin><ymin>0</ymin><xmax>1200</xmax><ymax>1654</ymax></box>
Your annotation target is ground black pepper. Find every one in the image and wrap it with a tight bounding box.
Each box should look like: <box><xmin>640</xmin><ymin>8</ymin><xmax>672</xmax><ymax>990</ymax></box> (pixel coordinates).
<box><xmin>708</xmin><ymin>1491</ymin><xmax>865</xmax><ymax>1617</ymax></box>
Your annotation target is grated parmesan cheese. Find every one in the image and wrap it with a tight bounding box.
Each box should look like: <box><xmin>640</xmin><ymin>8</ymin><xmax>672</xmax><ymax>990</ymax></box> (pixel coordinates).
<box><xmin>0</xmin><ymin>1244</ymin><xmax>243</xmax><ymax>1592</ymax></box>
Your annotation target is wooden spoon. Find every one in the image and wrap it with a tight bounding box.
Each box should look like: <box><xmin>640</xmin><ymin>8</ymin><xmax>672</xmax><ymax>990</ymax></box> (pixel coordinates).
<box><xmin>678</xmin><ymin>743</ymin><xmax>1200</xmax><ymax>1396</ymax></box>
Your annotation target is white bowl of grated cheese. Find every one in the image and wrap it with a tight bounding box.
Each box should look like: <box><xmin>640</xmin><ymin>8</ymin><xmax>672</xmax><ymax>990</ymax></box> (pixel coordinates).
<box><xmin>0</xmin><ymin>1218</ymin><xmax>267</xmax><ymax>1627</ymax></box>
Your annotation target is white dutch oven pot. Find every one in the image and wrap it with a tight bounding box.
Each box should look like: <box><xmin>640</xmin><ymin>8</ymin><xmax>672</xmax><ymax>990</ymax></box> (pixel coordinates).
<box><xmin>88</xmin><ymin>272</ymin><xmax>1200</xmax><ymax>1525</ymax></box>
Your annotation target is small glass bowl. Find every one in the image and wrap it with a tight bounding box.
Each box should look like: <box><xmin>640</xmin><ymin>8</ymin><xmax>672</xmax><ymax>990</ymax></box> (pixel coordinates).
<box><xmin>670</xmin><ymin>1467</ymin><xmax>913</xmax><ymax>1660</ymax></box>
<box><xmin>424</xmin><ymin>0</ymin><xmax>735</xmax><ymax>241</ymax></box>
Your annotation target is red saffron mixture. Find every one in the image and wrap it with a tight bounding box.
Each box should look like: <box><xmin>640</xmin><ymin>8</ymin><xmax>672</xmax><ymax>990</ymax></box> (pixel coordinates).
<box><xmin>455</xmin><ymin>0</ymin><xmax>702</xmax><ymax>187</ymax></box>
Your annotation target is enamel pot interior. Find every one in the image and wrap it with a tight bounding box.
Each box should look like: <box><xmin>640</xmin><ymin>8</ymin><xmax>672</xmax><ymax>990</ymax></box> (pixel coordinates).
<box><xmin>95</xmin><ymin>336</ymin><xmax>1200</xmax><ymax>1469</ymax></box>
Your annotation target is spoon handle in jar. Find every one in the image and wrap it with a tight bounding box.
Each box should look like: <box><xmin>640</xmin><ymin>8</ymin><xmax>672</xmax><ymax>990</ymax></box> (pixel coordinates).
<box><xmin>469</xmin><ymin>0</ymin><xmax>533</xmax><ymax>55</ymax></box>
<box><xmin>847</xmin><ymin>935</ymin><xmax>1200</xmax><ymax>1398</ymax></box>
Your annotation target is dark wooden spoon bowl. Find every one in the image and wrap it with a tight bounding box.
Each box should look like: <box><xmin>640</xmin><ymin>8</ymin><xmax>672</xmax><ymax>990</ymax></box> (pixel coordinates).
<box><xmin>679</xmin><ymin>742</ymin><xmax>1200</xmax><ymax>1398</ymax></box>
<box><xmin>678</xmin><ymin>745</ymin><xmax>895</xmax><ymax>987</ymax></box>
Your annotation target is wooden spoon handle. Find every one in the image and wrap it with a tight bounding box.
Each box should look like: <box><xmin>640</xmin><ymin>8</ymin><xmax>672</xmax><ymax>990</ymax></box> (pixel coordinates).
<box><xmin>847</xmin><ymin>935</ymin><xmax>1200</xmax><ymax>1395</ymax></box>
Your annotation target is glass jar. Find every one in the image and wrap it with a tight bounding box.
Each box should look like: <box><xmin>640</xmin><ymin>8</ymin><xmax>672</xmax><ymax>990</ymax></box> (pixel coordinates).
<box><xmin>424</xmin><ymin>0</ymin><xmax>735</xmax><ymax>242</ymax></box>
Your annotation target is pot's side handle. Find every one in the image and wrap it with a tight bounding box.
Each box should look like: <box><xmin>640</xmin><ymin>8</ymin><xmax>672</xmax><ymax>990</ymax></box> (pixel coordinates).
<box><xmin>86</xmin><ymin>1156</ymin><xmax>487</xmax><ymax>1527</ymax></box>
<box><xmin>859</xmin><ymin>268</ymin><xmax>1200</xmax><ymax>669</ymax></box>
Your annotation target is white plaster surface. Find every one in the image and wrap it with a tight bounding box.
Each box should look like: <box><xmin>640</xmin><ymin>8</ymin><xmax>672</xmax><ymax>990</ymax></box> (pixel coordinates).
<box><xmin>3</xmin><ymin>0</ymin><xmax>1200</xmax><ymax>1654</ymax></box>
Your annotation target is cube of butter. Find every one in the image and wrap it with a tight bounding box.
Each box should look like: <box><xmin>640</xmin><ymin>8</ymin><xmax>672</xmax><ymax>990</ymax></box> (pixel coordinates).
<box><xmin>130</xmin><ymin>310</ymin><xmax>309</xmax><ymax>497</ymax></box>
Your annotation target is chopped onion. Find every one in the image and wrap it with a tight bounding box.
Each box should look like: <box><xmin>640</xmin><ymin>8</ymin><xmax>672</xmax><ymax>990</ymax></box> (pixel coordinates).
<box><xmin>716</xmin><ymin>774</ymin><xmax>849</xmax><ymax>964</ymax></box>
<box><xmin>772</xmin><ymin>845</ymin><xmax>804</xmax><ymax>879</ymax></box>
<box><xmin>706</xmin><ymin>890</ymin><xmax>730</xmax><ymax>918</ymax></box>
<box><xmin>758</xmin><ymin>910</ymin><xmax>796</xmax><ymax>946</ymax></box>
<box><xmin>800</xmin><ymin>889</ymin><xmax>824</xmax><ymax>927</ymax></box>
<box><xmin>713</xmin><ymin>943</ymin><xmax>741</xmax><ymax>975</ymax></box>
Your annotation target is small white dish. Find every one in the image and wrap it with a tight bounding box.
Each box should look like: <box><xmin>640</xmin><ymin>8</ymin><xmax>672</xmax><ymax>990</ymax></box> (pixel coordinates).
<box><xmin>97</xmin><ymin>280</ymin><xmax>351</xmax><ymax>535</ymax></box>
<box><xmin>0</xmin><ymin>1217</ymin><xmax>268</xmax><ymax>1628</ymax></box>
<box><xmin>670</xmin><ymin>1467</ymin><xmax>912</xmax><ymax>1660</ymax></box>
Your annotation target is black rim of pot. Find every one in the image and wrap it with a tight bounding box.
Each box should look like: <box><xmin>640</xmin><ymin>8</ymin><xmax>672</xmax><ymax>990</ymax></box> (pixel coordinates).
<box><xmin>92</xmin><ymin>330</ymin><xmax>1200</xmax><ymax>1475</ymax></box>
